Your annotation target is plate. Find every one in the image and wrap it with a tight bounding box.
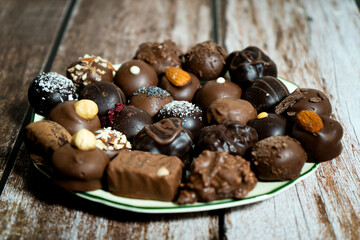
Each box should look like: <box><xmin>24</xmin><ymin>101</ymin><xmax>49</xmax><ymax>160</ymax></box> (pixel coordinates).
<box><xmin>31</xmin><ymin>77</ymin><xmax>319</xmax><ymax>214</ymax></box>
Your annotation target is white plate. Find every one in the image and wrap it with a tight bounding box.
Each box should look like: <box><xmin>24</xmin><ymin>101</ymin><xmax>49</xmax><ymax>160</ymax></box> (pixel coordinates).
<box><xmin>32</xmin><ymin>77</ymin><xmax>318</xmax><ymax>214</ymax></box>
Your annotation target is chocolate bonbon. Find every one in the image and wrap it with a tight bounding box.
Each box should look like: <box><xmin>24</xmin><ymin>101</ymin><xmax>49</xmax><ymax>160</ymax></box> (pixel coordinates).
<box><xmin>95</xmin><ymin>127</ymin><xmax>132</xmax><ymax>159</ymax></box>
<box><xmin>250</xmin><ymin>136</ymin><xmax>307</xmax><ymax>181</ymax></box>
<box><xmin>106</xmin><ymin>150</ymin><xmax>183</xmax><ymax>201</ymax></box>
<box><xmin>247</xmin><ymin>112</ymin><xmax>288</xmax><ymax>141</ymax></box>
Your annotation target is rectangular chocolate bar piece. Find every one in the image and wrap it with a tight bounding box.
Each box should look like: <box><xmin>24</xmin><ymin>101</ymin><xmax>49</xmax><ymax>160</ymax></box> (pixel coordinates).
<box><xmin>106</xmin><ymin>150</ymin><xmax>184</xmax><ymax>201</ymax></box>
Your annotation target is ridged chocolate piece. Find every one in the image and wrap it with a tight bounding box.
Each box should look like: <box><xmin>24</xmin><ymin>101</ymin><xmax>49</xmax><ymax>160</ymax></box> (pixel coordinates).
<box><xmin>196</xmin><ymin>119</ymin><xmax>258</xmax><ymax>156</ymax></box>
<box><xmin>226</xmin><ymin>46</ymin><xmax>277</xmax><ymax>89</ymax></box>
<box><xmin>251</xmin><ymin>136</ymin><xmax>307</xmax><ymax>181</ymax></box>
<box><xmin>247</xmin><ymin>113</ymin><xmax>288</xmax><ymax>141</ymax></box>
<box><xmin>242</xmin><ymin>76</ymin><xmax>289</xmax><ymax>112</ymax></box>
<box><xmin>177</xmin><ymin>150</ymin><xmax>257</xmax><ymax>204</ymax></box>
<box><xmin>106</xmin><ymin>150</ymin><xmax>184</xmax><ymax>201</ymax></box>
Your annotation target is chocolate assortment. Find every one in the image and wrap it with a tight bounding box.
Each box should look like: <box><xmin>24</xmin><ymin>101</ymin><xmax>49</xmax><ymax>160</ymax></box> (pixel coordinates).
<box><xmin>24</xmin><ymin>40</ymin><xmax>344</xmax><ymax>205</ymax></box>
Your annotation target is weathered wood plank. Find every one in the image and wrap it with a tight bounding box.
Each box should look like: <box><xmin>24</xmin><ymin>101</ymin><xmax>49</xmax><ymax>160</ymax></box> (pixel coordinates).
<box><xmin>0</xmin><ymin>0</ymin><xmax>70</xmax><ymax>176</ymax></box>
<box><xmin>220</xmin><ymin>0</ymin><xmax>360</xmax><ymax>239</ymax></box>
<box><xmin>0</xmin><ymin>0</ymin><xmax>219</xmax><ymax>239</ymax></box>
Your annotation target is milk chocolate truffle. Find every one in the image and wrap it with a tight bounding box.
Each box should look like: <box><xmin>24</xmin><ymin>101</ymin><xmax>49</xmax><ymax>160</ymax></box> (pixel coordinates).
<box><xmin>159</xmin><ymin>68</ymin><xmax>200</xmax><ymax>101</ymax></box>
<box><xmin>242</xmin><ymin>76</ymin><xmax>289</xmax><ymax>112</ymax></box>
<box><xmin>106</xmin><ymin>150</ymin><xmax>184</xmax><ymax>201</ymax></box>
<box><xmin>291</xmin><ymin>112</ymin><xmax>343</xmax><ymax>162</ymax></box>
<box><xmin>133</xmin><ymin>118</ymin><xmax>193</xmax><ymax>167</ymax></box>
<box><xmin>207</xmin><ymin>98</ymin><xmax>257</xmax><ymax>125</ymax></box>
<box><xmin>101</xmin><ymin>103</ymin><xmax>153</xmax><ymax>141</ymax></box>
<box><xmin>183</xmin><ymin>41</ymin><xmax>227</xmax><ymax>81</ymax></box>
<box><xmin>28</xmin><ymin>72</ymin><xmax>77</xmax><ymax>116</ymax></box>
<box><xmin>177</xmin><ymin>150</ymin><xmax>257</xmax><ymax>204</ymax></box>
<box><xmin>250</xmin><ymin>136</ymin><xmax>307</xmax><ymax>181</ymax></box>
<box><xmin>66</xmin><ymin>54</ymin><xmax>115</xmax><ymax>88</ymax></box>
<box><xmin>275</xmin><ymin>88</ymin><xmax>332</xmax><ymax>117</ymax></box>
<box><xmin>48</xmin><ymin>100</ymin><xmax>101</xmax><ymax>135</ymax></box>
<box><xmin>114</xmin><ymin>60</ymin><xmax>158</xmax><ymax>98</ymax></box>
<box><xmin>155</xmin><ymin>101</ymin><xmax>204</xmax><ymax>140</ymax></box>
<box><xmin>226</xmin><ymin>46</ymin><xmax>277</xmax><ymax>89</ymax></box>
<box><xmin>133</xmin><ymin>40</ymin><xmax>183</xmax><ymax>75</ymax></box>
<box><xmin>95</xmin><ymin>127</ymin><xmax>132</xmax><ymax>159</ymax></box>
<box><xmin>79</xmin><ymin>82</ymin><xmax>126</xmax><ymax>117</ymax></box>
<box><xmin>24</xmin><ymin>120</ymin><xmax>71</xmax><ymax>164</ymax></box>
<box><xmin>129</xmin><ymin>86</ymin><xmax>173</xmax><ymax>117</ymax></box>
<box><xmin>196</xmin><ymin>120</ymin><xmax>258</xmax><ymax>156</ymax></box>
<box><xmin>195</xmin><ymin>77</ymin><xmax>242</xmax><ymax>110</ymax></box>
<box><xmin>247</xmin><ymin>112</ymin><xmax>288</xmax><ymax>141</ymax></box>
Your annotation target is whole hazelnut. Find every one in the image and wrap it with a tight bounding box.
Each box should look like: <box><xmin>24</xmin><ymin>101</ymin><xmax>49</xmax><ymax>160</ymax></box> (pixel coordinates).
<box><xmin>74</xmin><ymin>99</ymin><xmax>98</xmax><ymax>120</ymax></box>
<box><xmin>71</xmin><ymin>129</ymin><xmax>97</xmax><ymax>151</ymax></box>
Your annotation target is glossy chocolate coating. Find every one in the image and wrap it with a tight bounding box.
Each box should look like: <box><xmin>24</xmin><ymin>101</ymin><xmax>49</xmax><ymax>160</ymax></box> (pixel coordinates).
<box><xmin>226</xmin><ymin>46</ymin><xmax>277</xmax><ymax>89</ymax></box>
<box><xmin>24</xmin><ymin>120</ymin><xmax>71</xmax><ymax>164</ymax></box>
<box><xmin>48</xmin><ymin>100</ymin><xmax>101</xmax><ymax>135</ymax></box>
<box><xmin>207</xmin><ymin>98</ymin><xmax>257</xmax><ymax>125</ymax></box>
<box><xmin>114</xmin><ymin>60</ymin><xmax>158</xmax><ymax>98</ymax></box>
<box><xmin>129</xmin><ymin>86</ymin><xmax>173</xmax><ymax>117</ymax></box>
<box><xmin>79</xmin><ymin>82</ymin><xmax>126</xmax><ymax>117</ymax></box>
<box><xmin>291</xmin><ymin>115</ymin><xmax>343</xmax><ymax>162</ymax></box>
<box><xmin>250</xmin><ymin>136</ymin><xmax>307</xmax><ymax>181</ymax></box>
<box><xmin>183</xmin><ymin>41</ymin><xmax>227</xmax><ymax>81</ymax></box>
<box><xmin>28</xmin><ymin>72</ymin><xmax>77</xmax><ymax>116</ymax></box>
<box><xmin>247</xmin><ymin>113</ymin><xmax>288</xmax><ymax>141</ymax></box>
<box><xmin>133</xmin><ymin>40</ymin><xmax>183</xmax><ymax>75</ymax></box>
<box><xmin>177</xmin><ymin>150</ymin><xmax>257</xmax><ymax>204</ymax></box>
<box><xmin>196</xmin><ymin>120</ymin><xmax>258</xmax><ymax>156</ymax></box>
<box><xmin>195</xmin><ymin>78</ymin><xmax>242</xmax><ymax>110</ymax></box>
<box><xmin>242</xmin><ymin>76</ymin><xmax>289</xmax><ymax>113</ymax></box>
<box><xmin>106</xmin><ymin>150</ymin><xmax>183</xmax><ymax>201</ymax></box>
<box><xmin>275</xmin><ymin>88</ymin><xmax>332</xmax><ymax>117</ymax></box>
<box><xmin>101</xmin><ymin>104</ymin><xmax>153</xmax><ymax>141</ymax></box>
<box><xmin>51</xmin><ymin>143</ymin><xmax>110</xmax><ymax>191</ymax></box>
<box><xmin>66</xmin><ymin>54</ymin><xmax>114</xmax><ymax>89</ymax></box>
<box><xmin>159</xmin><ymin>72</ymin><xmax>200</xmax><ymax>102</ymax></box>
<box><xmin>155</xmin><ymin>101</ymin><xmax>204</xmax><ymax>140</ymax></box>
<box><xmin>133</xmin><ymin>118</ymin><xmax>193</xmax><ymax>167</ymax></box>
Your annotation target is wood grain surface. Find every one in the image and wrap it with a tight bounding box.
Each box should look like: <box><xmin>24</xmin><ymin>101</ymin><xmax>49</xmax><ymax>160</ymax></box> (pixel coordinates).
<box><xmin>0</xmin><ymin>0</ymin><xmax>359</xmax><ymax>239</ymax></box>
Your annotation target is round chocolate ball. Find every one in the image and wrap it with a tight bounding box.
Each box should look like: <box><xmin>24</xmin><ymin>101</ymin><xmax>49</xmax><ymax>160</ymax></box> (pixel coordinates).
<box><xmin>114</xmin><ymin>60</ymin><xmax>158</xmax><ymax>99</ymax></box>
<box><xmin>247</xmin><ymin>112</ymin><xmax>288</xmax><ymax>141</ymax></box>
<box><xmin>28</xmin><ymin>72</ymin><xmax>77</xmax><ymax>116</ymax></box>
<box><xmin>195</xmin><ymin>77</ymin><xmax>242</xmax><ymax>111</ymax></box>
<box><xmin>79</xmin><ymin>82</ymin><xmax>126</xmax><ymax>117</ymax></box>
<box><xmin>250</xmin><ymin>136</ymin><xmax>307</xmax><ymax>181</ymax></box>
<box><xmin>183</xmin><ymin>41</ymin><xmax>227</xmax><ymax>81</ymax></box>
<box><xmin>242</xmin><ymin>76</ymin><xmax>289</xmax><ymax>112</ymax></box>
<box><xmin>226</xmin><ymin>46</ymin><xmax>277</xmax><ymax>90</ymax></box>
<box><xmin>66</xmin><ymin>54</ymin><xmax>115</xmax><ymax>89</ymax></box>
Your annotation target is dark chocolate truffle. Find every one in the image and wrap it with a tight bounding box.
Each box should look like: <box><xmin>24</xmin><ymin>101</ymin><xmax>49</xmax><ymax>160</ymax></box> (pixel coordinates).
<box><xmin>242</xmin><ymin>76</ymin><xmax>289</xmax><ymax>112</ymax></box>
<box><xmin>114</xmin><ymin>60</ymin><xmax>158</xmax><ymax>98</ymax></box>
<box><xmin>129</xmin><ymin>86</ymin><xmax>173</xmax><ymax>117</ymax></box>
<box><xmin>183</xmin><ymin>41</ymin><xmax>227</xmax><ymax>81</ymax></box>
<box><xmin>155</xmin><ymin>101</ymin><xmax>204</xmax><ymax>140</ymax></box>
<box><xmin>28</xmin><ymin>72</ymin><xmax>77</xmax><ymax>116</ymax></box>
<box><xmin>247</xmin><ymin>112</ymin><xmax>288</xmax><ymax>141</ymax></box>
<box><xmin>250</xmin><ymin>136</ymin><xmax>307</xmax><ymax>181</ymax></box>
<box><xmin>106</xmin><ymin>150</ymin><xmax>184</xmax><ymax>201</ymax></box>
<box><xmin>101</xmin><ymin>103</ymin><xmax>153</xmax><ymax>141</ymax></box>
<box><xmin>275</xmin><ymin>88</ymin><xmax>332</xmax><ymax>117</ymax></box>
<box><xmin>195</xmin><ymin>77</ymin><xmax>242</xmax><ymax>110</ymax></box>
<box><xmin>159</xmin><ymin>68</ymin><xmax>200</xmax><ymax>102</ymax></box>
<box><xmin>95</xmin><ymin>127</ymin><xmax>132</xmax><ymax>159</ymax></box>
<box><xmin>79</xmin><ymin>82</ymin><xmax>126</xmax><ymax>117</ymax></box>
<box><xmin>291</xmin><ymin>114</ymin><xmax>343</xmax><ymax>162</ymax></box>
<box><xmin>133</xmin><ymin>40</ymin><xmax>183</xmax><ymax>75</ymax></box>
<box><xmin>133</xmin><ymin>118</ymin><xmax>193</xmax><ymax>167</ymax></box>
<box><xmin>177</xmin><ymin>150</ymin><xmax>257</xmax><ymax>204</ymax></box>
<box><xmin>196</xmin><ymin>120</ymin><xmax>258</xmax><ymax>156</ymax></box>
<box><xmin>207</xmin><ymin>98</ymin><xmax>257</xmax><ymax>125</ymax></box>
<box><xmin>66</xmin><ymin>54</ymin><xmax>115</xmax><ymax>88</ymax></box>
<box><xmin>226</xmin><ymin>46</ymin><xmax>277</xmax><ymax>89</ymax></box>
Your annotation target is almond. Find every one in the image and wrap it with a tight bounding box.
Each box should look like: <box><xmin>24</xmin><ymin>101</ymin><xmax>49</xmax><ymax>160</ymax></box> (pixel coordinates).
<box><xmin>295</xmin><ymin>110</ymin><xmax>323</xmax><ymax>133</ymax></box>
<box><xmin>165</xmin><ymin>67</ymin><xmax>191</xmax><ymax>87</ymax></box>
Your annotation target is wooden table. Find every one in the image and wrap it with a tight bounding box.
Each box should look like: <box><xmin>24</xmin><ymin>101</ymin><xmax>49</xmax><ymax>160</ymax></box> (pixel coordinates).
<box><xmin>0</xmin><ymin>0</ymin><xmax>359</xmax><ymax>239</ymax></box>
